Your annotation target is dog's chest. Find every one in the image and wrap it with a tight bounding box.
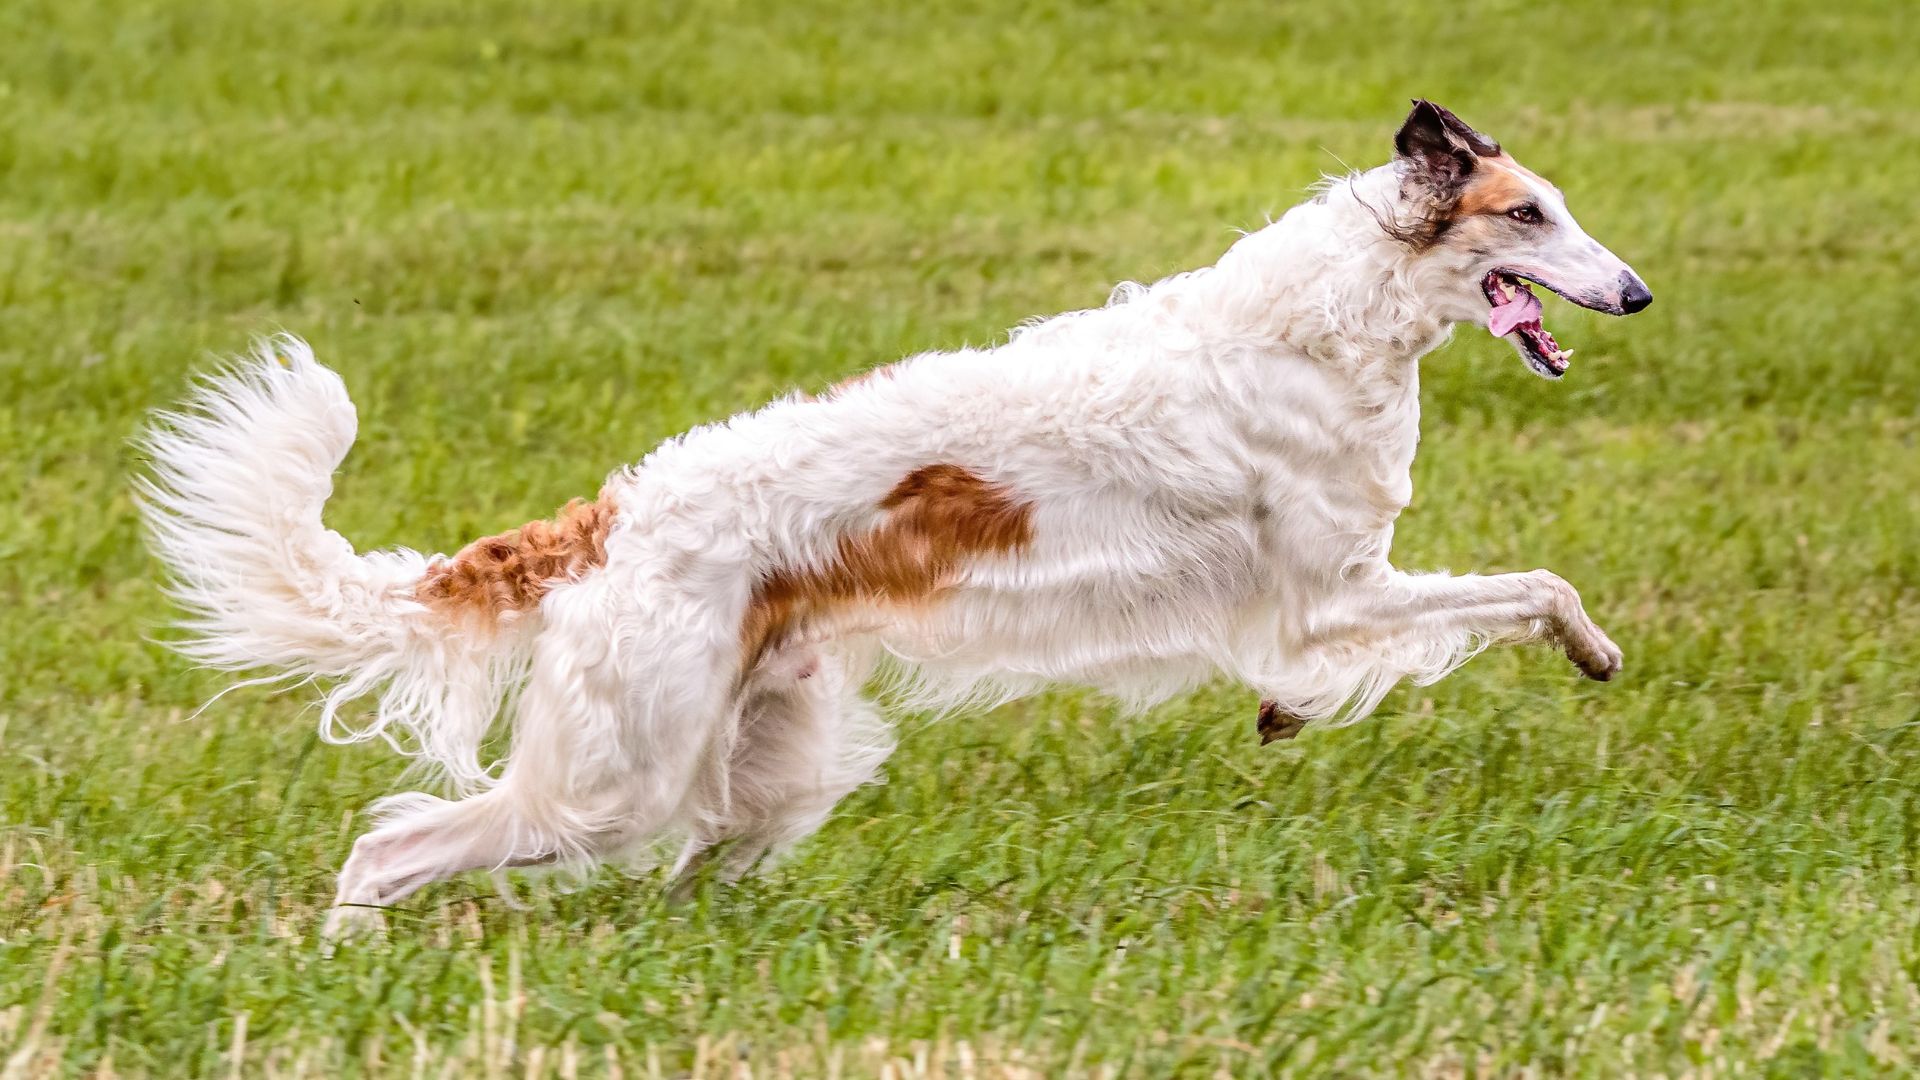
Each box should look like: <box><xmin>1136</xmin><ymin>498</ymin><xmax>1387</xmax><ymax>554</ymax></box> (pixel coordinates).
<box><xmin>1238</xmin><ymin>391</ymin><xmax>1421</xmax><ymax>581</ymax></box>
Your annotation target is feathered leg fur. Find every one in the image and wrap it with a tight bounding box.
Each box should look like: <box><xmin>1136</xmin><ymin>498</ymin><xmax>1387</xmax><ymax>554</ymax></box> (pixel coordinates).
<box><xmin>670</xmin><ymin>644</ymin><xmax>893</xmax><ymax>899</ymax></box>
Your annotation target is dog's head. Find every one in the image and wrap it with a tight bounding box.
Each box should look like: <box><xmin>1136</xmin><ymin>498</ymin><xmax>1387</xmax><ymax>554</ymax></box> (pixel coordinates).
<box><xmin>1386</xmin><ymin>100</ymin><xmax>1651</xmax><ymax>378</ymax></box>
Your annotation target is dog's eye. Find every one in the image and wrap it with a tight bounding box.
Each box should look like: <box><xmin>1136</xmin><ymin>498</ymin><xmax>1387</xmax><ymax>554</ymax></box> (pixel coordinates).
<box><xmin>1507</xmin><ymin>204</ymin><xmax>1544</xmax><ymax>225</ymax></box>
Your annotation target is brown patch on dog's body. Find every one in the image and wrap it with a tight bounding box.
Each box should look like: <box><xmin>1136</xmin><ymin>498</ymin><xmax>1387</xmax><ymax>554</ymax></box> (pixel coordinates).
<box><xmin>741</xmin><ymin>464</ymin><xmax>1034</xmax><ymax>668</ymax></box>
<box><xmin>418</xmin><ymin>491</ymin><xmax>620</xmax><ymax>624</ymax></box>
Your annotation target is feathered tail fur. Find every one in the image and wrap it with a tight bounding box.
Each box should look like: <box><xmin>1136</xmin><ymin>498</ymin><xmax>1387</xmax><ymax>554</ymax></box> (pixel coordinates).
<box><xmin>136</xmin><ymin>336</ymin><xmax>524</xmax><ymax>792</ymax></box>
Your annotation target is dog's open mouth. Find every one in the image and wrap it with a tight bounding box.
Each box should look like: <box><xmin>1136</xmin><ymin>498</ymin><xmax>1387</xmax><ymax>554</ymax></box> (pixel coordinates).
<box><xmin>1484</xmin><ymin>270</ymin><xmax>1572</xmax><ymax>378</ymax></box>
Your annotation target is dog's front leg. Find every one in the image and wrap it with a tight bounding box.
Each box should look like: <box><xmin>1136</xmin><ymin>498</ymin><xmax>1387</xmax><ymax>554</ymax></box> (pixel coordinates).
<box><xmin>1335</xmin><ymin>568</ymin><xmax>1623</xmax><ymax>680</ymax></box>
<box><xmin>1257</xmin><ymin>568</ymin><xmax>1622</xmax><ymax>742</ymax></box>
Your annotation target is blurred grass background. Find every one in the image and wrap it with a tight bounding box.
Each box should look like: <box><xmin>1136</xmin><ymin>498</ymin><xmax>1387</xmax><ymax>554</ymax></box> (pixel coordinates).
<box><xmin>3</xmin><ymin>0</ymin><xmax>1918</xmax><ymax>1074</ymax></box>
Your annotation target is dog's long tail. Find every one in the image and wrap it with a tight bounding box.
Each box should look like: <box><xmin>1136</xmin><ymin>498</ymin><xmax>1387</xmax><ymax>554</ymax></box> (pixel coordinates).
<box><xmin>136</xmin><ymin>335</ymin><xmax>533</xmax><ymax>793</ymax></box>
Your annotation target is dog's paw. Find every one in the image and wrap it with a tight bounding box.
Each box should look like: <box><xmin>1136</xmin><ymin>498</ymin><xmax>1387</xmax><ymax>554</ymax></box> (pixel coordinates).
<box><xmin>320</xmin><ymin>904</ymin><xmax>388</xmax><ymax>951</ymax></box>
<box><xmin>1529</xmin><ymin>571</ymin><xmax>1623</xmax><ymax>682</ymax></box>
<box><xmin>1256</xmin><ymin>699</ymin><xmax>1309</xmax><ymax>744</ymax></box>
<box><xmin>1563</xmin><ymin>624</ymin><xmax>1624</xmax><ymax>682</ymax></box>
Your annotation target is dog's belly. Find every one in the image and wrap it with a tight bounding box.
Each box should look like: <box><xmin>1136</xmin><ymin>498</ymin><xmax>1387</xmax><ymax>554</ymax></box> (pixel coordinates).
<box><xmin>854</xmin><ymin>504</ymin><xmax>1317</xmax><ymax>704</ymax></box>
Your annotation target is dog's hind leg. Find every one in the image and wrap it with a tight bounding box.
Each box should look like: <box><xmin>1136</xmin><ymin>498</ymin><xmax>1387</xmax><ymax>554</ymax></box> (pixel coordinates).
<box><xmin>670</xmin><ymin>643</ymin><xmax>892</xmax><ymax>899</ymax></box>
<box><xmin>324</xmin><ymin>643</ymin><xmax>633</xmax><ymax>936</ymax></box>
<box><xmin>323</xmin><ymin>784</ymin><xmax>590</xmax><ymax>938</ymax></box>
<box><xmin>326</xmin><ymin>574</ymin><xmax>737</xmax><ymax>936</ymax></box>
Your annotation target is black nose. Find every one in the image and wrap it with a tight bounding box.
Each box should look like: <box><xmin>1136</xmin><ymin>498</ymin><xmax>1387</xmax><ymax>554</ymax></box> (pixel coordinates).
<box><xmin>1618</xmin><ymin>274</ymin><xmax>1652</xmax><ymax>315</ymax></box>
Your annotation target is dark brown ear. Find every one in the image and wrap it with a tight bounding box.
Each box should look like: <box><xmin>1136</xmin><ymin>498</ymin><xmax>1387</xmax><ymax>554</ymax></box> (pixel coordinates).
<box><xmin>1394</xmin><ymin>100</ymin><xmax>1500</xmax><ymax>195</ymax></box>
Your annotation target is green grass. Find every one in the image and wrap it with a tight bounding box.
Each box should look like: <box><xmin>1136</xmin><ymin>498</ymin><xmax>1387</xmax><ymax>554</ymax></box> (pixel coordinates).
<box><xmin>4</xmin><ymin>0</ymin><xmax>1919</xmax><ymax>1074</ymax></box>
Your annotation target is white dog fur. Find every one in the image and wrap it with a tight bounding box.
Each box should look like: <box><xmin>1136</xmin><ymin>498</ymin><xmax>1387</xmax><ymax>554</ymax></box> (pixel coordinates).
<box><xmin>138</xmin><ymin>102</ymin><xmax>1649</xmax><ymax>935</ymax></box>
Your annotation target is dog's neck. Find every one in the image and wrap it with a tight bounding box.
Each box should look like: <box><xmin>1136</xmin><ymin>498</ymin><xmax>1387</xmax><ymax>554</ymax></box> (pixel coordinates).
<box><xmin>1184</xmin><ymin>166</ymin><xmax>1456</xmax><ymax>379</ymax></box>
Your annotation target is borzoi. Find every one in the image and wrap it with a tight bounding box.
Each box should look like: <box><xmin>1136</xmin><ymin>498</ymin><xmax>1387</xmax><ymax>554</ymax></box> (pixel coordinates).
<box><xmin>138</xmin><ymin>101</ymin><xmax>1651</xmax><ymax>934</ymax></box>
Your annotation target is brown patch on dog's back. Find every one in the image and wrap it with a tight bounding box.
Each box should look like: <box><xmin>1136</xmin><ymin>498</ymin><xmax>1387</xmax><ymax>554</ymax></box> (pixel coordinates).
<box><xmin>742</xmin><ymin>464</ymin><xmax>1034</xmax><ymax>667</ymax></box>
<box><xmin>418</xmin><ymin>491</ymin><xmax>620</xmax><ymax>624</ymax></box>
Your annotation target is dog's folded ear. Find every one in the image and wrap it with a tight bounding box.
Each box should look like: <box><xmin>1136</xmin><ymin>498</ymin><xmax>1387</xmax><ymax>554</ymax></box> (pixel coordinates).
<box><xmin>1394</xmin><ymin>100</ymin><xmax>1500</xmax><ymax>196</ymax></box>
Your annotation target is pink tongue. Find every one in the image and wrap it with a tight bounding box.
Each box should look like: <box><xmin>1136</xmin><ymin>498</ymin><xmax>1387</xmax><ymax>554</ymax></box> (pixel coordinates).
<box><xmin>1488</xmin><ymin>289</ymin><xmax>1543</xmax><ymax>338</ymax></box>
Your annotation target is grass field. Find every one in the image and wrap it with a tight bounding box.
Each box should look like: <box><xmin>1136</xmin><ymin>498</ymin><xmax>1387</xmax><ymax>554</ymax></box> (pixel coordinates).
<box><xmin>4</xmin><ymin>0</ymin><xmax>1919</xmax><ymax>1074</ymax></box>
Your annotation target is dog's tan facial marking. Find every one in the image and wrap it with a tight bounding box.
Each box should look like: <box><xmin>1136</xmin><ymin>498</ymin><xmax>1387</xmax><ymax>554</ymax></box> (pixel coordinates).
<box><xmin>418</xmin><ymin>491</ymin><xmax>619</xmax><ymax>623</ymax></box>
<box><xmin>1390</xmin><ymin>103</ymin><xmax>1567</xmax><ymax>248</ymax></box>
<box><xmin>1453</xmin><ymin>156</ymin><xmax>1555</xmax><ymax>219</ymax></box>
<box><xmin>742</xmin><ymin>464</ymin><xmax>1034</xmax><ymax>667</ymax></box>
<box><xmin>1453</xmin><ymin>157</ymin><xmax>1537</xmax><ymax>218</ymax></box>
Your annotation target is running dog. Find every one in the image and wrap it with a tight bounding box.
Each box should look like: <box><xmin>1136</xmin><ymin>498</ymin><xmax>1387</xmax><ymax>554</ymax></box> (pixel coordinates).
<box><xmin>139</xmin><ymin>101</ymin><xmax>1651</xmax><ymax>934</ymax></box>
